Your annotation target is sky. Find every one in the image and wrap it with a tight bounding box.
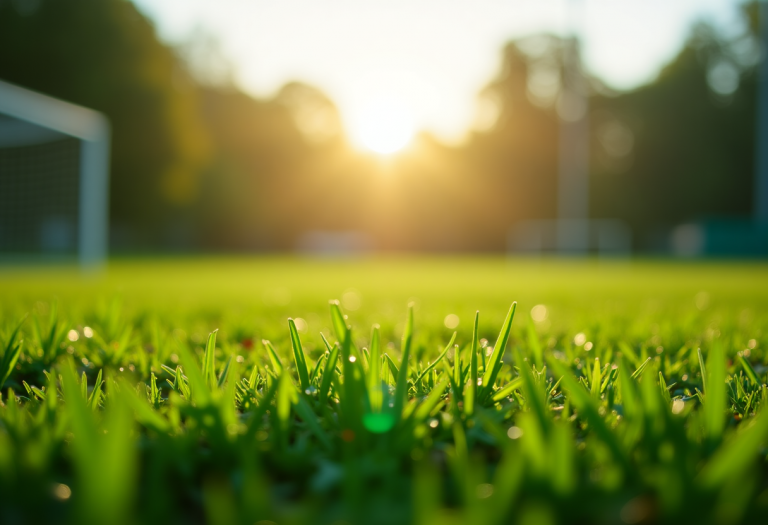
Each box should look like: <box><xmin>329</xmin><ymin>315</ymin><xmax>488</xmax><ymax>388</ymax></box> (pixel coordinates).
<box><xmin>133</xmin><ymin>0</ymin><xmax>746</xmax><ymax>146</ymax></box>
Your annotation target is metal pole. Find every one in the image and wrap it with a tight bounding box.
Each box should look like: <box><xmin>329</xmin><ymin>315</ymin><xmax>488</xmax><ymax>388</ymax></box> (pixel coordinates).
<box><xmin>78</xmin><ymin>123</ymin><xmax>110</xmax><ymax>269</ymax></box>
<box><xmin>556</xmin><ymin>1</ymin><xmax>590</xmax><ymax>254</ymax></box>
<box><xmin>756</xmin><ymin>0</ymin><xmax>768</xmax><ymax>225</ymax></box>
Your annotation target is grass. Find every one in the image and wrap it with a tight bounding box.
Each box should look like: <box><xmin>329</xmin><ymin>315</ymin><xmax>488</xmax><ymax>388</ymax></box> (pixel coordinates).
<box><xmin>1</xmin><ymin>256</ymin><xmax>768</xmax><ymax>525</ymax></box>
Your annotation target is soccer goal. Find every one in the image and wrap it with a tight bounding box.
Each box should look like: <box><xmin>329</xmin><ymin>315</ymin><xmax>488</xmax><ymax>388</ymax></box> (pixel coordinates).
<box><xmin>0</xmin><ymin>79</ymin><xmax>110</xmax><ymax>268</ymax></box>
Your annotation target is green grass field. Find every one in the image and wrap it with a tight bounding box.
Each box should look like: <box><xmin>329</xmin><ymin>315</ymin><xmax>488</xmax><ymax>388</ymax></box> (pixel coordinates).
<box><xmin>1</xmin><ymin>257</ymin><xmax>768</xmax><ymax>525</ymax></box>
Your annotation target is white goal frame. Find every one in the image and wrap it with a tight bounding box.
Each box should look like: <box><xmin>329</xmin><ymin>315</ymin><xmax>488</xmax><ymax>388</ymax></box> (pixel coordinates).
<box><xmin>0</xmin><ymin>79</ymin><xmax>110</xmax><ymax>268</ymax></box>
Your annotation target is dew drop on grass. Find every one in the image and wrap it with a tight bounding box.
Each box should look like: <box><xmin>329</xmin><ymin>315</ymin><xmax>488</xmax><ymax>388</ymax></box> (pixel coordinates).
<box><xmin>341</xmin><ymin>289</ymin><xmax>361</xmax><ymax>311</ymax></box>
<box><xmin>530</xmin><ymin>304</ymin><xmax>548</xmax><ymax>322</ymax></box>
<box><xmin>444</xmin><ymin>314</ymin><xmax>459</xmax><ymax>329</ymax></box>
<box><xmin>294</xmin><ymin>317</ymin><xmax>308</xmax><ymax>333</ymax></box>
<box><xmin>476</xmin><ymin>483</ymin><xmax>494</xmax><ymax>499</ymax></box>
<box><xmin>574</xmin><ymin>333</ymin><xmax>586</xmax><ymax>346</ymax></box>
<box><xmin>52</xmin><ymin>483</ymin><xmax>71</xmax><ymax>501</ymax></box>
<box><xmin>67</xmin><ymin>330</ymin><xmax>79</xmax><ymax>342</ymax></box>
<box><xmin>507</xmin><ymin>426</ymin><xmax>523</xmax><ymax>439</ymax></box>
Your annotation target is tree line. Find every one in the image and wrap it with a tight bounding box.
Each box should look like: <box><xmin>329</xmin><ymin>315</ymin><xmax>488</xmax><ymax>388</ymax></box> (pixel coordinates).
<box><xmin>0</xmin><ymin>0</ymin><xmax>760</xmax><ymax>252</ymax></box>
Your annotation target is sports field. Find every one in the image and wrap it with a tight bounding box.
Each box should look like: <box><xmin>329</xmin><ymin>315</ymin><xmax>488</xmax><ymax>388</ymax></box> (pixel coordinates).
<box><xmin>1</xmin><ymin>257</ymin><xmax>768</xmax><ymax>524</ymax></box>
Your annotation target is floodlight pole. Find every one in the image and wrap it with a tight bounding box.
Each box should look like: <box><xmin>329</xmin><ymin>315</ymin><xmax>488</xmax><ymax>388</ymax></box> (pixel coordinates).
<box><xmin>756</xmin><ymin>0</ymin><xmax>768</xmax><ymax>225</ymax></box>
<box><xmin>556</xmin><ymin>0</ymin><xmax>590</xmax><ymax>254</ymax></box>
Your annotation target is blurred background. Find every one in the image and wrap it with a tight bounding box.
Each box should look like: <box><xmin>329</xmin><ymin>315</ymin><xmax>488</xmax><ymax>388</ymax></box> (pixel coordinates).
<box><xmin>1</xmin><ymin>0</ymin><xmax>767</xmax><ymax>260</ymax></box>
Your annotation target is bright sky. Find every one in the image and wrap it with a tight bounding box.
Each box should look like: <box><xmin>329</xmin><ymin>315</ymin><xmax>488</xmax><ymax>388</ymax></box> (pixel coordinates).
<box><xmin>134</xmin><ymin>0</ymin><xmax>744</xmax><ymax>146</ymax></box>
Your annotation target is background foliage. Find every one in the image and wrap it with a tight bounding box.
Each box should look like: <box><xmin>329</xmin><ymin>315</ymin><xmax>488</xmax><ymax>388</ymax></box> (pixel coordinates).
<box><xmin>0</xmin><ymin>1</ymin><xmax>761</xmax><ymax>251</ymax></box>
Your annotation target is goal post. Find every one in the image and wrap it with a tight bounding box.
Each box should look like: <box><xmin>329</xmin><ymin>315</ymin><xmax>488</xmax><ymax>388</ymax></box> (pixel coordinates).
<box><xmin>0</xmin><ymin>79</ymin><xmax>110</xmax><ymax>268</ymax></box>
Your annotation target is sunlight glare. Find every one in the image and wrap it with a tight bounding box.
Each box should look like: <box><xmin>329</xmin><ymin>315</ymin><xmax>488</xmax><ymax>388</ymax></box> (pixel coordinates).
<box><xmin>354</xmin><ymin>96</ymin><xmax>414</xmax><ymax>154</ymax></box>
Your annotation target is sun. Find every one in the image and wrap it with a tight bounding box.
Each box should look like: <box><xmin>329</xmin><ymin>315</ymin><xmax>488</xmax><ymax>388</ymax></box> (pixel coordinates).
<box><xmin>352</xmin><ymin>96</ymin><xmax>414</xmax><ymax>154</ymax></box>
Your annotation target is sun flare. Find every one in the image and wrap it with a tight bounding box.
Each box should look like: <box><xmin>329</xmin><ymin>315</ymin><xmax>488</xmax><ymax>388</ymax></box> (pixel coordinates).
<box><xmin>353</xmin><ymin>96</ymin><xmax>414</xmax><ymax>154</ymax></box>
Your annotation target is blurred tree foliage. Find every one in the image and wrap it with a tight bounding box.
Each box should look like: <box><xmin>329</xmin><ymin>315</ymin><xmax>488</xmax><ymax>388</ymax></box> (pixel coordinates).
<box><xmin>0</xmin><ymin>0</ymin><xmax>761</xmax><ymax>252</ymax></box>
<box><xmin>589</xmin><ymin>5</ymin><xmax>761</xmax><ymax>247</ymax></box>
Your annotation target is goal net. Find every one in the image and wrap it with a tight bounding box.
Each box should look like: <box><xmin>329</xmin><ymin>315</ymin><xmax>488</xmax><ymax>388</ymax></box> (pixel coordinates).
<box><xmin>0</xmin><ymin>79</ymin><xmax>110</xmax><ymax>267</ymax></box>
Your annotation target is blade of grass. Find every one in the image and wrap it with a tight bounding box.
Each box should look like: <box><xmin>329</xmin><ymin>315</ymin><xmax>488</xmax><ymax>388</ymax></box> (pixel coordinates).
<box><xmin>413</xmin><ymin>376</ymin><xmax>450</xmax><ymax>422</ymax></box>
<box><xmin>631</xmin><ymin>357</ymin><xmax>652</xmax><ymax>380</ymax></box>
<box><xmin>202</xmin><ymin>330</ymin><xmax>218</xmax><ymax>390</ymax></box>
<box><xmin>329</xmin><ymin>300</ymin><xmax>347</xmax><ymax>344</ymax></box>
<box><xmin>0</xmin><ymin>316</ymin><xmax>25</xmax><ymax>389</ymax></box>
<box><xmin>491</xmin><ymin>377</ymin><xmax>524</xmax><ymax>402</ymax></box>
<box><xmin>453</xmin><ymin>344</ymin><xmax>461</xmax><ymax>395</ymax></box>
<box><xmin>619</xmin><ymin>342</ymin><xmax>641</xmax><ymax>369</ymax></box>
<box><xmin>81</xmin><ymin>371</ymin><xmax>88</xmax><ymax>400</ymax></box>
<box><xmin>87</xmin><ymin>369</ymin><xmax>104</xmax><ymax>410</ymax></box>
<box><xmin>263</xmin><ymin>340</ymin><xmax>283</xmax><ymax>376</ymax></box>
<box><xmin>294</xmin><ymin>395</ymin><xmax>333</xmax><ymax>451</ymax></box>
<box><xmin>465</xmin><ymin>311</ymin><xmax>480</xmax><ymax>415</ymax></box>
<box><xmin>118</xmin><ymin>377</ymin><xmax>170</xmax><ymax>433</ymax></box>
<box><xmin>659</xmin><ymin>371</ymin><xmax>672</xmax><ymax>405</ymax></box>
<box><xmin>318</xmin><ymin>334</ymin><xmax>339</xmax><ymax>404</ymax></box>
<box><xmin>384</xmin><ymin>353</ymin><xmax>400</xmax><ymax>381</ymax></box>
<box><xmin>217</xmin><ymin>355</ymin><xmax>233</xmax><ymax>388</ymax></box>
<box><xmin>617</xmin><ymin>356</ymin><xmax>641</xmax><ymax>419</ymax></box>
<box><xmin>548</xmin><ymin>356</ymin><xmax>629</xmax><ymax>472</ymax></box>
<box><xmin>699</xmin><ymin>409</ymin><xmax>768</xmax><ymax>489</ymax></box>
<box><xmin>590</xmin><ymin>357</ymin><xmax>602</xmax><ymax>399</ymax></box>
<box><xmin>698</xmin><ymin>348</ymin><xmax>708</xmax><ymax>395</ymax></box>
<box><xmin>244</xmin><ymin>378</ymin><xmax>279</xmax><ymax>441</ymax></box>
<box><xmin>705</xmin><ymin>342</ymin><xmax>726</xmax><ymax>442</ymax></box>
<box><xmin>479</xmin><ymin>302</ymin><xmax>517</xmax><ymax>401</ymax></box>
<box><xmin>368</xmin><ymin>325</ymin><xmax>382</xmax><ymax>411</ymax></box>
<box><xmin>177</xmin><ymin>342</ymin><xmax>212</xmax><ymax>405</ymax></box>
<box><xmin>276</xmin><ymin>369</ymin><xmax>297</xmax><ymax>445</ymax></box>
<box><xmin>288</xmin><ymin>318</ymin><xmax>310</xmax><ymax>391</ymax></box>
<box><xmin>515</xmin><ymin>347</ymin><xmax>549</xmax><ymax>435</ymax></box>
<box><xmin>393</xmin><ymin>303</ymin><xmax>414</xmax><ymax>418</ymax></box>
<box><xmin>527</xmin><ymin>317</ymin><xmax>543</xmax><ymax>369</ymax></box>
<box><xmin>414</xmin><ymin>332</ymin><xmax>456</xmax><ymax>387</ymax></box>
<box><xmin>738</xmin><ymin>355</ymin><xmax>760</xmax><ymax>387</ymax></box>
<box><xmin>339</xmin><ymin>325</ymin><xmax>367</xmax><ymax>431</ymax></box>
